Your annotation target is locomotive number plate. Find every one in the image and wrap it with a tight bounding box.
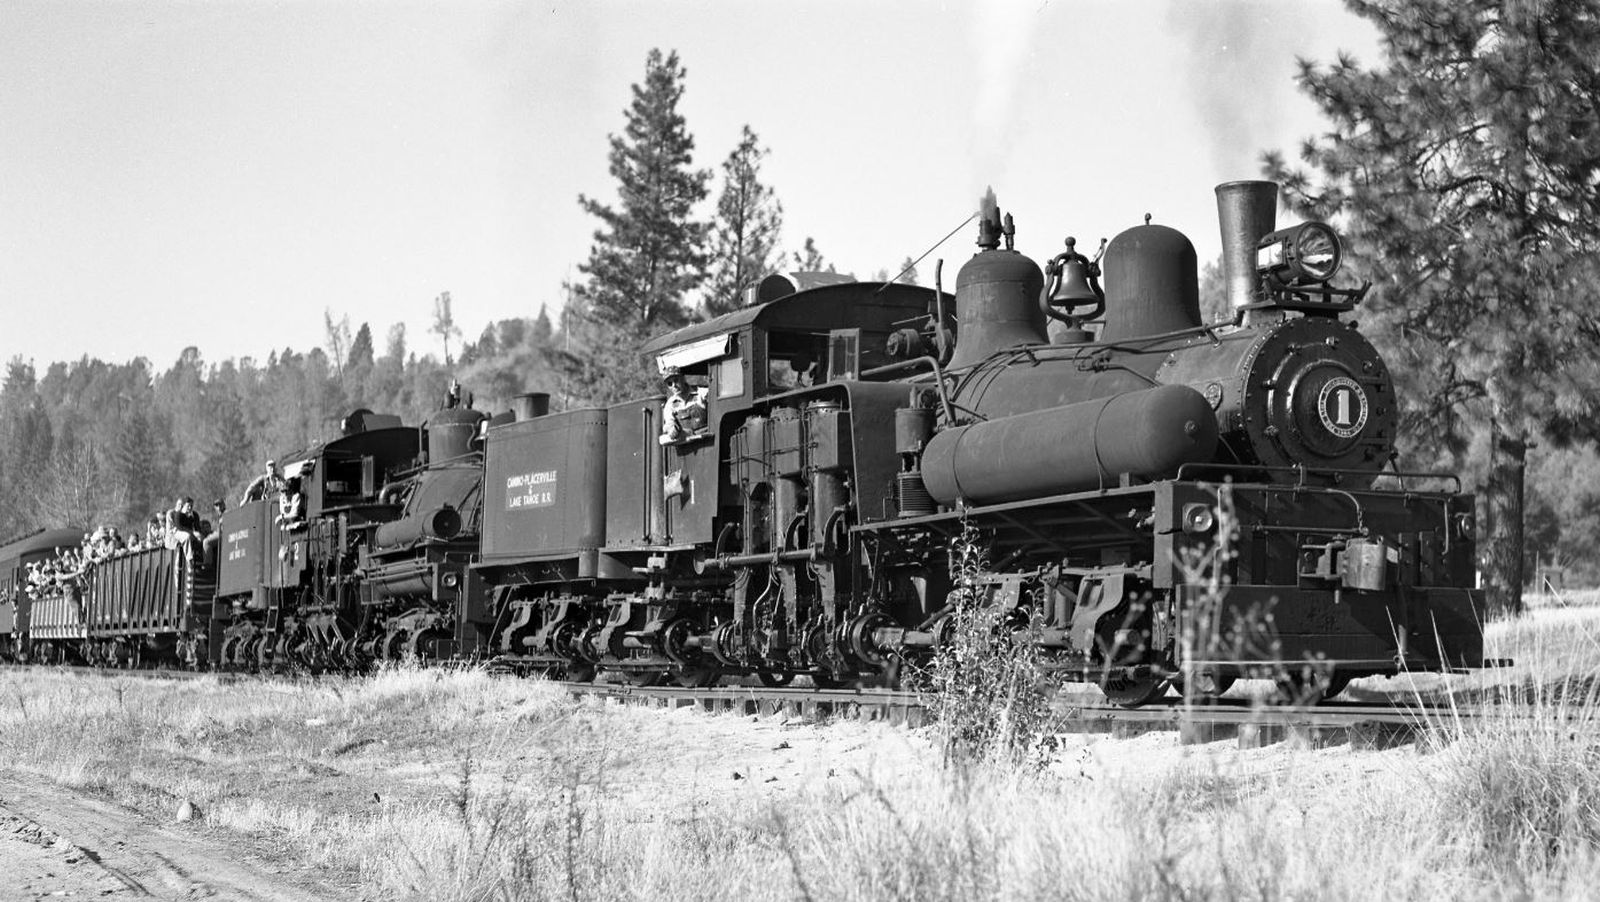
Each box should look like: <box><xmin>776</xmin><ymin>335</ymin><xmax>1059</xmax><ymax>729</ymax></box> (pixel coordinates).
<box><xmin>1316</xmin><ymin>376</ymin><xmax>1369</xmax><ymax>439</ymax></box>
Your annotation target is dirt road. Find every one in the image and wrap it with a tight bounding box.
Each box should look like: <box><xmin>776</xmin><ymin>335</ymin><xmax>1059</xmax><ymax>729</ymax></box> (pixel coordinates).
<box><xmin>0</xmin><ymin>773</ymin><xmax>339</xmax><ymax>901</ymax></box>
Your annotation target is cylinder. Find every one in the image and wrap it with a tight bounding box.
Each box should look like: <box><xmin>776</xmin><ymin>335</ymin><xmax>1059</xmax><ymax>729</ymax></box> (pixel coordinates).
<box><xmin>809</xmin><ymin>469</ymin><xmax>849</xmax><ymax>548</ymax></box>
<box><xmin>773</xmin><ymin>474</ymin><xmax>802</xmax><ymax>552</ymax></box>
<box><xmin>894</xmin><ymin>407</ymin><xmax>935</xmax><ymax>455</ymax></box>
<box><xmin>363</xmin><ymin>561</ymin><xmax>433</xmax><ymax>599</ymax></box>
<box><xmin>736</xmin><ymin>415</ymin><xmax>769</xmax><ymax>554</ymax></box>
<box><xmin>512</xmin><ymin>392</ymin><xmax>550</xmax><ymax>420</ymax></box>
<box><xmin>920</xmin><ymin>384</ymin><xmax>1220</xmax><ymax>505</ymax></box>
<box><xmin>1215</xmin><ymin>180</ymin><xmax>1278</xmax><ymax>310</ymax></box>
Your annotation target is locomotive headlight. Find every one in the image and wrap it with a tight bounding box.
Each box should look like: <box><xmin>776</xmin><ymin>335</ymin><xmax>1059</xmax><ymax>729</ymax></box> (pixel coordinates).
<box><xmin>1181</xmin><ymin>503</ymin><xmax>1217</xmax><ymax>534</ymax></box>
<box><xmin>1455</xmin><ymin>512</ymin><xmax>1476</xmax><ymax>540</ymax></box>
<box><xmin>1256</xmin><ymin>221</ymin><xmax>1343</xmax><ymax>287</ymax></box>
<box><xmin>442</xmin><ymin>572</ymin><xmax>460</xmax><ymax>589</ymax></box>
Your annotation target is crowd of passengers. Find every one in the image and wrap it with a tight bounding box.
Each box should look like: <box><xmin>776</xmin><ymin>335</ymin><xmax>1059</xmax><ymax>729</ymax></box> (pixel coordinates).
<box><xmin>20</xmin><ymin>457</ymin><xmax>308</xmax><ymax>597</ymax></box>
<box><xmin>20</xmin><ymin>496</ymin><xmax>228</xmax><ymax>596</ymax></box>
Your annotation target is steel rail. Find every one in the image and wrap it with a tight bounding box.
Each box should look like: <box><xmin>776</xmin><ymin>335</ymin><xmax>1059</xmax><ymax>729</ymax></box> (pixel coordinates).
<box><xmin>5</xmin><ymin>664</ymin><xmax>1577</xmax><ymax>742</ymax></box>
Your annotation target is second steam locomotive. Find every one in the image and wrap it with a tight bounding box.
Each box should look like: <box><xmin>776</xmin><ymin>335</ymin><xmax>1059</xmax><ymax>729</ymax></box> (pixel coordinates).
<box><xmin>0</xmin><ymin>180</ymin><xmax>1487</xmax><ymax>705</ymax></box>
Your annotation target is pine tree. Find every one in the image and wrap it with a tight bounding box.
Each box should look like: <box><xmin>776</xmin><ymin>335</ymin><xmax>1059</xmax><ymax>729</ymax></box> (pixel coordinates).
<box><xmin>432</xmin><ymin>292</ymin><xmax>462</xmax><ymax>367</ymax></box>
<box><xmin>566</xmin><ymin>48</ymin><xmax>711</xmax><ymax>404</ymax></box>
<box><xmin>703</xmin><ymin>125</ymin><xmax>783</xmax><ymax>317</ymax></box>
<box><xmin>1266</xmin><ymin>0</ymin><xmax>1600</xmax><ymax>614</ymax></box>
<box><xmin>1197</xmin><ymin>256</ymin><xmax>1228</xmax><ymax>323</ymax></box>
<box><xmin>791</xmin><ymin>237</ymin><xmax>834</xmax><ymax>273</ymax></box>
<box><xmin>532</xmin><ymin>304</ymin><xmax>553</xmax><ymax>345</ymax></box>
<box><xmin>347</xmin><ymin>322</ymin><xmax>375</xmax><ymax>405</ymax></box>
<box><xmin>153</xmin><ymin>346</ymin><xmax>207</xmax><ymax>487</ymax></box>
<box><xmin>113</xmin><ymin>407</ymin><xmax>159</xmax><ymax>523</ymax></box>
<box><xmin>198</xmin><ymin>390</ymin><xmax>256</xmax><ymax>504</ymax></box>
<box><xmin>324</xmin><ymin>310</ymin><xmax>352</xmax><ymax>381</ymax></box>
<box><xmin>370</xmin><ymin>324</ymin><xmax>408</xmax><ymax>411</ymax></box>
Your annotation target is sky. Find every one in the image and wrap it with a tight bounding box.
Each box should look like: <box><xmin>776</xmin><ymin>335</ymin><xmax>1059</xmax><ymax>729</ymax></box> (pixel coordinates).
<box><xmin>0</xmin><ymin>0</ymin><xmax>1380</xmax><ymax>372</ymax></box>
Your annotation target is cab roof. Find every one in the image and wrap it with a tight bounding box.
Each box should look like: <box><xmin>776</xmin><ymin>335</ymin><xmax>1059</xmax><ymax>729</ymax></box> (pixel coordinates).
<box><xmin>641</xmin><ymin>277</ymin><xmax>941</xmax><ymax>361</ymax></box>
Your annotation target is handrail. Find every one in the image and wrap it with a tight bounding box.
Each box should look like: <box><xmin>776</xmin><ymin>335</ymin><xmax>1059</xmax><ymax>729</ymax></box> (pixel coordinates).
<box><xmin>1173</xmin><ymin>462</ymin><xmax>1462</xmax><ymax>494</ymax></box>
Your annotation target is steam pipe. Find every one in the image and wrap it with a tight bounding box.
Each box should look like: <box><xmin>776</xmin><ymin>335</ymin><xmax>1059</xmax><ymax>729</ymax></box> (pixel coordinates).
<box><xmin>930</xmin><ymin>261</ymin><xmax>957</xmax><ymax>425</ymax></box>
<box><xmin>697</xmin><ymin>547</ymin><xmax>824</xmax><ymax>572</ymax></box>
<box><xmin>641</xmin><ymin>407</ymin><xmax>652</xmax><ymax>543</ymax></box>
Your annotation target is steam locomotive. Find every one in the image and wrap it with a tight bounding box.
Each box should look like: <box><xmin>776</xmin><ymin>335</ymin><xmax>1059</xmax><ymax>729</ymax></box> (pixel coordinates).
<box><xmin>0</xmin><ymin>180</ymin><xmax>1487</xmax><ymax>705</ymax></box>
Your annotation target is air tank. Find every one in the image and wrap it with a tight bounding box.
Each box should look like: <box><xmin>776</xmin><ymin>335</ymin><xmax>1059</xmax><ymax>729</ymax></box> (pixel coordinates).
<box><xmin>920</xmin><ymin>384</ymin><xmax>1219</xmax><ymax>505</ymax></box>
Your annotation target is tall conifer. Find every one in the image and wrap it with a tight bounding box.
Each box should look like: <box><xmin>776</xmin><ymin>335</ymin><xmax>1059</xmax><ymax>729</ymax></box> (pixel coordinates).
<box><xmin>566</xmin><ymin>48</ymin><xmax>710</xmax><ymax>404</ymax></box>
<box><xmin>1267</xmin><ymin>0</ymin><xmax>1600</xmax><ymax>614</ymax></box>
<box><xmin>703</xmin><ymin>125</ymin><xmax>783</xmax><ymax>317</ymax></box>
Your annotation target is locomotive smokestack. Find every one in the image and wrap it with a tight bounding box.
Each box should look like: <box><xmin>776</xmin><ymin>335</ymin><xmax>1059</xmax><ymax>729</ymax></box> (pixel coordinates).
<box><xmin>511</xmin><ymin>392</ymin><xmax>550</xmax><ymax>421</ymax></box>
<box><xmin>1214</xmin><ymin>180</ymin><xmax>1278</xmax><ymax>311</ymax></box>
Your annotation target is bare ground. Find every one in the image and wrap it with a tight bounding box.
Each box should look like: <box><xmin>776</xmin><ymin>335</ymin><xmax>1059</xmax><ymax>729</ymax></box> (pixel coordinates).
<box><xmin>1</xmin><ymin>600</ymin><xmax>1596</xmax><ymax>901</ymax></box>
<box><xmin>0</xmin><ymin>774</ymin><xmax>343</xmax><ymax>901</ymax></box>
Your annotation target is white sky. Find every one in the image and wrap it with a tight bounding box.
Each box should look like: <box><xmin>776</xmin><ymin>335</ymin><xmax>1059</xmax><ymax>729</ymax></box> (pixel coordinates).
<box><xmin>0</xmin><ymin>0</ymin><xmax>1379</xmax><ymax>371</ymax></box>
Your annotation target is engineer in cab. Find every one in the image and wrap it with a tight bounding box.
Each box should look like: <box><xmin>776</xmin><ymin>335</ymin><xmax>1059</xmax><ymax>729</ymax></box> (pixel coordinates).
<box><xmin>659</xmin><ymin>367</ymin><xmax>708</xmax><ymax>445</ymax></box>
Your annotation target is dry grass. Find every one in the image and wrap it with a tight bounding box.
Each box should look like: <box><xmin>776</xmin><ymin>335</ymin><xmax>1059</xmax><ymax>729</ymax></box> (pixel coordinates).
<box><xmin>4</xmin><ymin>607</ymin><xmax>1600</xmax><ymax>901</ymax></box>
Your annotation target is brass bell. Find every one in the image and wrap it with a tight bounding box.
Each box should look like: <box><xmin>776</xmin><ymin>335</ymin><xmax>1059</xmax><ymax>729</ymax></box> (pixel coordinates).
<box><xmin>1051</xmin><ymin>257</ymin><xmax>1099</xmax><ymax>305</ymax></box>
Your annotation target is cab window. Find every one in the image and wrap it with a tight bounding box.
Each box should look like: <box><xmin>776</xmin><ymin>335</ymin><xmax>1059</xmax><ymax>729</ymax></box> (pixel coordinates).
<box><xmin>715</xmin><ymin>356</ymin><xmax>744</xmax><ymax>399</ymax></box>
<box><xmin>766</xmin><ymin>332</ymin><xmax>829</xmax><ymax>393</ymax></box>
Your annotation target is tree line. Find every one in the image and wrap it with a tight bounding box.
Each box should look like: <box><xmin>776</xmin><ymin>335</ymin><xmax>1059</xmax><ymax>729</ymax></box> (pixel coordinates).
<box><xmin>4</xmin><ymin>14</ymin><xmax>1600</xmax><ymax>604</ymax></box>
<box><xmin>0</xmin><ymin>48</ymin><xmax>860</xmax><ymax>541</ymax></box>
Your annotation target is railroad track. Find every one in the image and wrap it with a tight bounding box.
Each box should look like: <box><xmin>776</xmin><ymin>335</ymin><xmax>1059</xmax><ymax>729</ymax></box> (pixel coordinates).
<box><xmin>564</xmin><ymin>681</ymin><xmax>929</xmax><ymax>724</ymax></box>
<box><xmin>5</xmin><ymin>663</ymin><xmax>1565</xmax><ymax>749</ymax></box>
<box><xmin>562</xmin><ymin>679</ymin><xmax>1559</xmax><ymax>750</ymax></box>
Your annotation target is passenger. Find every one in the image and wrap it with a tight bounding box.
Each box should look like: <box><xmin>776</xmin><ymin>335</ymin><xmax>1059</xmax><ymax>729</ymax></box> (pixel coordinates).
<box><xmin>658</xmin><ymin>367</ymin><xmax>708</xmax><ymax>445</ymax></box>
<box><xmin>201</xmin><ymin>519</ymin><xmax>221</xmax><ymax>571</ymax></box>
<box><xmin>769</xmin><ymin>352</ymin><xmax>818</xmax><ymax>391</ymax></box>
<box><xmin>170</xmin><ymin>497</ymin><xmax>203</xmax><ymax>559</ymax></box>
<box><xmin>241</xmin><ymin>460</ymin><xmax>286</xmax><ymax>504</ymax></box>
<box><xmin>276</xmin><ymin>478</ymin><xmax>306</xmax><ymax>531</ymax></box>
<box><xmin>84</xmin><ymin>528</ymin><xmax>113</xmax><ymax>564</ymax></box>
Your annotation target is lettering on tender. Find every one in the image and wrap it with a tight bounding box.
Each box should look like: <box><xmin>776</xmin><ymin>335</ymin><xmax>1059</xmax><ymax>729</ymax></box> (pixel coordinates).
<box><xmin>506</xmin><ymin>469</ymin><xmax>559</xmax><ymax>509</ymax></box>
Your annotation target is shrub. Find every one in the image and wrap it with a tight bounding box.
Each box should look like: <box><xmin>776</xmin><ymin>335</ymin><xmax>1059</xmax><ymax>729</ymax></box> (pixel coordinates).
<box><xmin>919</xmin><ymin>520</ymin><xmax>1057</xmax><ymax>769</ymax></box>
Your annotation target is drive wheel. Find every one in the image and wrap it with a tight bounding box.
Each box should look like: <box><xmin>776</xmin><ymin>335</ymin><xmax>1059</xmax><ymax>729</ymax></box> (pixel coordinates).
<box><xmin>756</xmin><ymin>670</ymin><xmax>794</xmax><ymax>687</ymax></box>
<box><xmin>621</xmin><ymin>669</ymin><xmax>664</xmax><ymax>687</ymax></box>
<box><xmin>381</xmin><ymin>630</ymin><xmax>409</xmax><ymax>663</ymax></box>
